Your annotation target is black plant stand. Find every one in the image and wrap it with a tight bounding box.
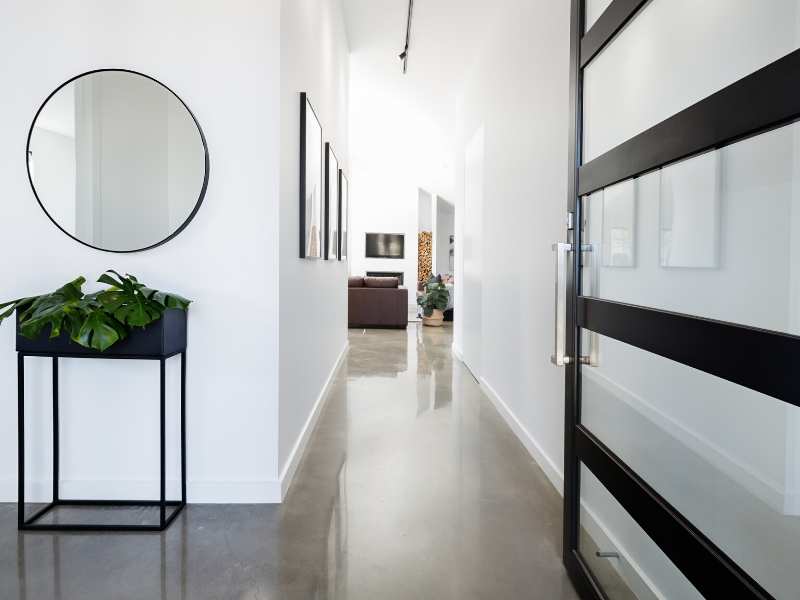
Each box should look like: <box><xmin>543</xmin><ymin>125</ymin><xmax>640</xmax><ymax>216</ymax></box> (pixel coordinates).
<box><xmin>17</xmin><ymin>310</ymin><xmax>187</xmax><ymax>532</ymax></box>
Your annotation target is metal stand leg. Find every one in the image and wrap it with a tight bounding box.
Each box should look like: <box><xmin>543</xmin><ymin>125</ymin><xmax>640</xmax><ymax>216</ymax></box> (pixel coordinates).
<box><xmin>18</xmin><ymin>353</ymin><xmax>24</xmax><ymax>529</ymax></box>
<box><xmin>160</xmin><ymin>358</ymin><xmax>166</xmax><ymax>529</ymax></box>
<box><xmin>52</xmin><ymin>357</ymin><xmax>59</xmax><ymax>503</ymax></box>
<box><xmin>19</xmin><ymin>352</ymin><xmax>185</xmax><ymax>532</ymax></box>
<box><xmin>180</xmin><ymin>352</ymin><xmax>187</xmax><ymax>505</ymax></box>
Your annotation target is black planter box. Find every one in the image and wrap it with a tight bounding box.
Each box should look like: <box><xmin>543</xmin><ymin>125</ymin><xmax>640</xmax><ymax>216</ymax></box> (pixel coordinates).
<box><xmin>16</xmin><ymin>308</ymin><xmax>187</xmax><ymax>357</ymax></box>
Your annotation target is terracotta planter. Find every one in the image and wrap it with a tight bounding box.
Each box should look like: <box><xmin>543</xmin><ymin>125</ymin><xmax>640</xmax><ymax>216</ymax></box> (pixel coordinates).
<box><xmin>422</xmin><ymin>309</ymin><xmax>444</xmax><ymax>327</ymax></box>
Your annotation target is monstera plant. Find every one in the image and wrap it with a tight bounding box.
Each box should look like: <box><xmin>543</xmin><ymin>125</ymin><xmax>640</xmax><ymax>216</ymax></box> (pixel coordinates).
<box><xmin>0</xmin><ymin>271</ymin><xmax>191</xmax><ymax>351</ymax></box>
<box><xmin>417</xmin><ymin>277</ymin><xmax>450</xmax><ymax>327</ymax></box>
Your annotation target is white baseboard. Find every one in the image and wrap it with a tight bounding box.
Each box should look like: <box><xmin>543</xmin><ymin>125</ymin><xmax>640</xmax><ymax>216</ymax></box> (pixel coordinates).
<box><xmin>479</xmin><ymin>376</ymin><xmax>564</xmax><ymax>495</ymax></box>
<box><xmin>451</xmin><ymin>343</ymin><xmax>464</xmax><ymax>362</ymax></box>
<box><xmin>1</xmin><ymin>479</ymin><xmax>282</xmax><ymax>504</ymax></box>
<box><xmin>189</xmin><ymin>480</ymin><xmax>282</xmax><ymax>503</ymax></box>
<box><xmin>278</xmin><ymin>340</ymin><xmax>349</xmax><ymax>501</ymax></box>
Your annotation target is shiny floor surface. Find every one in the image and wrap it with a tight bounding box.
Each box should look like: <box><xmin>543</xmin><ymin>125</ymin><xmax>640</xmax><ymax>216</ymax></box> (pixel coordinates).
<box><xmin>1</xmin><ymin>325</ymin><xmax>578</xmax><ymax>600</ymax></box>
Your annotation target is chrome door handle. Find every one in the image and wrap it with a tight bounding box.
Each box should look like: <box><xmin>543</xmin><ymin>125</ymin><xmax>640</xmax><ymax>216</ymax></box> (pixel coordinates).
<box><xmin>551</xmin><ymin>242</ymin><xmax>572</xmax><ymax>366</ymax></box>
<box><xmin>551</xmin><ymin>242</ymin><xmax>599</xmax><ymax>367</ymax></box>
<box><xmin>582</xmin><ymin>242</ymin><xmax>600</xmax><ymax>367</ymax></box>
<box><xmin>583</xmin><ymin>331</ymin><xmax>600</xmax><ymax>366</ymax></box>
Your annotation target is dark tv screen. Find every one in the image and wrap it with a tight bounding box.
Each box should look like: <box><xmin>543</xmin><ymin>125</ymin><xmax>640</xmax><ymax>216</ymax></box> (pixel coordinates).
<box><xmin>365</xmin><ymin>233</ymin><xmax>405</xmax><ymax>259</ymax></box>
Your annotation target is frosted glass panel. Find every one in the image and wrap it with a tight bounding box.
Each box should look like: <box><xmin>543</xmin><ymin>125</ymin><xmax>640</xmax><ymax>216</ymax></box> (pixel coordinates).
<box><xmin>585</xmin><ymin>0</ymin><xmax>614</xmax><ymax>32</ymax></box>
<box><xmin>581</xmin><ymin>336</ymin><xmax>800</xmax><ymax>599</ymax></box>
<box><xmin>579</xmin><ymin>465</ymin><xmax>702</xmax><ymax>600</ymax></box>
<box><xmin>582</xmin><ymin>122</ymin><xmax>800</xmax><ymax>336</ymax></box>
<box><xmin>583</xmin><ymin>0</ymin><xmax>800</xmax><ymax>161</ymax></box>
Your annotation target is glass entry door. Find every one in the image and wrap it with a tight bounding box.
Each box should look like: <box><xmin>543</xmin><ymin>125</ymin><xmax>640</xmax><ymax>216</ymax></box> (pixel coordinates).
<box><xmin>559</xmin><ymin>2</ymin><xmax>800</xmax><ymax>599</ymax></box>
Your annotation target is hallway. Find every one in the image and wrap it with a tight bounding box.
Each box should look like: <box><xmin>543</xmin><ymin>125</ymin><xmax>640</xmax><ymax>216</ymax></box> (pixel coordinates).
<box><xmin>2</xmin><ymin>325</ymin><xmax>577</xmax><ymax>599</ymax></box>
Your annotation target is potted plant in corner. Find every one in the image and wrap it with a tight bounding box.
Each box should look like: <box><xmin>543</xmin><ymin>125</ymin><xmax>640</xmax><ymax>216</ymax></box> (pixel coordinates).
<box><xmin>0</xmin><ymin>270</ymin><xmax>191</xmax><ymax>354</ymax></box>
<box><xmin>417</xmin><ymin>277</ymin><xmax>450</xmax><ymax>327</ymax></box>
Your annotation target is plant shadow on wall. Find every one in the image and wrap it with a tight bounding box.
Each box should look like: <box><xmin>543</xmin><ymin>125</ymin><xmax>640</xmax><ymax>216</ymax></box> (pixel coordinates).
<box><xmin>417</xmin><ymin>277</ymin><xmax>450</xmax><ymax>328</ymax></box>
<box><xmin>0</xmin><ymin>271</ymin><xmax>191</xmax><ymax>351</ymax></box>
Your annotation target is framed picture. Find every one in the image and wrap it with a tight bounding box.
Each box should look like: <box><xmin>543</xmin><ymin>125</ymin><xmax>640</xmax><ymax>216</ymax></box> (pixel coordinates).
<box><xmin>299</xmin><ymin>93</ymin><xmax>323</xmax><ymax>259</ymax></box>
<box><xmin>325</xmin><ymin>143</ymin><xmax>339</xmax><ymax>260</ymax></box>
<box><xmin>338</xmin><ymin>170</ymin><xmax>349</xmax><ymax>261</ymax></box>
<box><xmin>659</xmin><ymin>150</ymin><xmax>720</xmax><ymax>268</ymax></box>
<box><xmin>601</xmin><ymin>179</ymin><xmax>636</xmax><ymax>268</ymax></box>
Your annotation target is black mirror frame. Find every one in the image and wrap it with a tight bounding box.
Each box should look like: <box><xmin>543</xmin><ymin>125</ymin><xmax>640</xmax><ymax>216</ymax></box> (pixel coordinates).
<box><xmin>25</xmin><ymin>68</ymin><xmax>210</xmax><ymax>254</ymax></box>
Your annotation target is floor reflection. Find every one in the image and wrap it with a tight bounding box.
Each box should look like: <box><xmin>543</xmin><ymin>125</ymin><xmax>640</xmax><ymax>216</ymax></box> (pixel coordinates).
<box><xmin>1</xmin><ymin>324</ymin><xmax>577</xmax><ymax>600</ymax></box>
<box><xmin>12</xmin><ymin>512</ymin><xmax>188</xmax><ymax>600</ymax></box>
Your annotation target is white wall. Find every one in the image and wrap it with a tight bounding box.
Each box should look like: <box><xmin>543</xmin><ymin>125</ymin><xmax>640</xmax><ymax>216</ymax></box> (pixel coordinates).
<box><xmin>418</xmin><ymin>188</ymin><xmax>433</xmax><ymax>232</ymax></box>
<box><xmin>350</xmin><ymin>178</ymin><xmax>418</xmax><ymax>292</ymax></box>
<box><xmin>0</xmin><ymin>0</ymin><xmax>281</xmax><ymax>502</ymax></box>
<box><xmin>278</xmin><ymin>0</ymin><xmax>350</xmax><ymax>492</ymax></box>
<box><xmin>459</xmin><ymin>126</ymin><xmax>484</xmax><ymax>377</ymax></box>
<box><xmin>453</xmin><ymin>0</ymin><xmax>570</xmax><ymax>489</ymax></box>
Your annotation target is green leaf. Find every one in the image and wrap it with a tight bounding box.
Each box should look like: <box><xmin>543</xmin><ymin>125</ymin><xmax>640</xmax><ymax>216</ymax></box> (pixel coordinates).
<box><xmin>104</xmin><ymin>269</ymin><xmax>125</xmax><ymax>281</ymax></box>
<box><xmin>150</xmin><ymin>290</ymin><xmax>192</xmax><ymax>310</ymax></box>
<box><xmin>74</xmin><ymin>311</ymin><xmax>121</xmax><ymax>351</ymax></box>
<box><xmin>53</xmin><ymin>277</ymin><xmax>86</xmax><ymax>302</ymax></box>
<box><xmin>49</xmin><ymin>313</ymin><xmax>65</xmax><ymax>338</ymax></box>
<box><xmin>0</xmin><ymin>305</ymin><xmax>15</xmax><ymax>323</ymax></box>
<box><xmin>97</xmin><ymin>273</ymin><xmax>123</xmax><ymax>289</ymax></box>
<box><xmin>113</xmin><ymin>300</ymin><xmax>161</xmax><ymax>327</ymax></box>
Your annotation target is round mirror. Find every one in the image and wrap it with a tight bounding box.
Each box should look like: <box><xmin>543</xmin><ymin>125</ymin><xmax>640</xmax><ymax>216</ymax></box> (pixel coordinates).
<box><xmin>27</xmin><ymin>69</ymin><xmax>209</xmax><ymax>252</ymax></box>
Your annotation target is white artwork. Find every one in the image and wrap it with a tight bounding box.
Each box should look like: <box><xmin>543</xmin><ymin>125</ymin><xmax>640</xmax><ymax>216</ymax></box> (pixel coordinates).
<box><xmin>326</xmin><ymin>143</ymin><xmax>339</xmax><ymax>260</ymax></box>
<box><xmin>602</xmin><ymin>179</ymin><xmax>636</xmax><ymax>267</ymax></box>
<box><xmin>339</xmin><ymin>171</ymin><xmax>349</xmax><ymax>261</ymax></box>
<box><xmin>659</xmin><ymin>150</ymin><xmax>720</xmax><ymax>268</ymax></box>
<box><xmin>301</xmin><ymin>94</ymin><xmax>323</xmax><ymax>259</ymax></box>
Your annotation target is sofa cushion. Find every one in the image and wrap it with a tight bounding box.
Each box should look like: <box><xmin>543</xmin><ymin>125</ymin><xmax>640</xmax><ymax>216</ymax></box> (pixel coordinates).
<box><xmin>348</xmin><ymin>276</ymin><xmax>365</xmax><ymax>288</ymax></box>
<box><xmin>364</xmin><ymin>276</ymin><xmax>399</xmax><ymax>288</ymax></box>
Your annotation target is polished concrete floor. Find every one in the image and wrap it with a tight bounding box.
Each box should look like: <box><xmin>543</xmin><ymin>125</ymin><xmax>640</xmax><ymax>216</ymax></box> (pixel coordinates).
<box><xmin>1</xmin><ymin>325</ymin><xmax>579</xmax><ymax>599</ymax></box>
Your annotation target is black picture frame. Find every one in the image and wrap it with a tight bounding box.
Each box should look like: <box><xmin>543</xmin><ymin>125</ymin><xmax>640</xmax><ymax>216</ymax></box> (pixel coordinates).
<box><xmin>299</xmin><ymin>92</ymin><xmax>324</xmax><ymax>259</ymax></box>
<box><xmin>324</xmin><ymin>142</ymin><xmax>339</xmax><ymax>261</ymax></box>
<box><xmin>25</xmin><ymin>68</ymin><xmax>210</xmax><ymax>254</ymax></box>
<box><xmin>338</xmin><ymin>170</ymin><xmax>348</xmax><ymax>261</ymax></box>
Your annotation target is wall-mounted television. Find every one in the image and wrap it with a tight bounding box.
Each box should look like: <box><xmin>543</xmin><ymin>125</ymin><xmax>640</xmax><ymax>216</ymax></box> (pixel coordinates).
<box><xmin>365</xmin><ymin>233</ymin><xmax>405</xmax><ymax>259</ymax></box>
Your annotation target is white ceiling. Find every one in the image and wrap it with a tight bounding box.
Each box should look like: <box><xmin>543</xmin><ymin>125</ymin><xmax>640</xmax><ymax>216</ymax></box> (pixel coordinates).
<box><xmin>342</xmin><ymin>0</ymin><xmax>493</xmax><ymax>130</ymax></box>
<box><xmin>342</xmin><ymin>0</ymin><xmax>503</xmax><ymax>197</ymax></box>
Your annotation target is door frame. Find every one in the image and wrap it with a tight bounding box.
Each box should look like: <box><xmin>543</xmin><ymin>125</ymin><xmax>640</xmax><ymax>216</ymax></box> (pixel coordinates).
<box><xmin>562</xmin><ymin>2</ymin><xmax>800</xmax><ymax>598</ymax></box>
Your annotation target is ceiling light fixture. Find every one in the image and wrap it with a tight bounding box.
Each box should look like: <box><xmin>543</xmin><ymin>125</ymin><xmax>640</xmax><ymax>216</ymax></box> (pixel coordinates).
<box><xmin>400</xmin><ymin>0</ymin><xmax>414</xmax><ymax>74</ymax></box>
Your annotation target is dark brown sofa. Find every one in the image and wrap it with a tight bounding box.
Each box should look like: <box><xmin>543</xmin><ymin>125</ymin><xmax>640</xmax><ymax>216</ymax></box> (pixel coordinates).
<box><xmin>348</xmin><ymin>276</ymin><xmax>408</xmax><ymax>329</ymax></box>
